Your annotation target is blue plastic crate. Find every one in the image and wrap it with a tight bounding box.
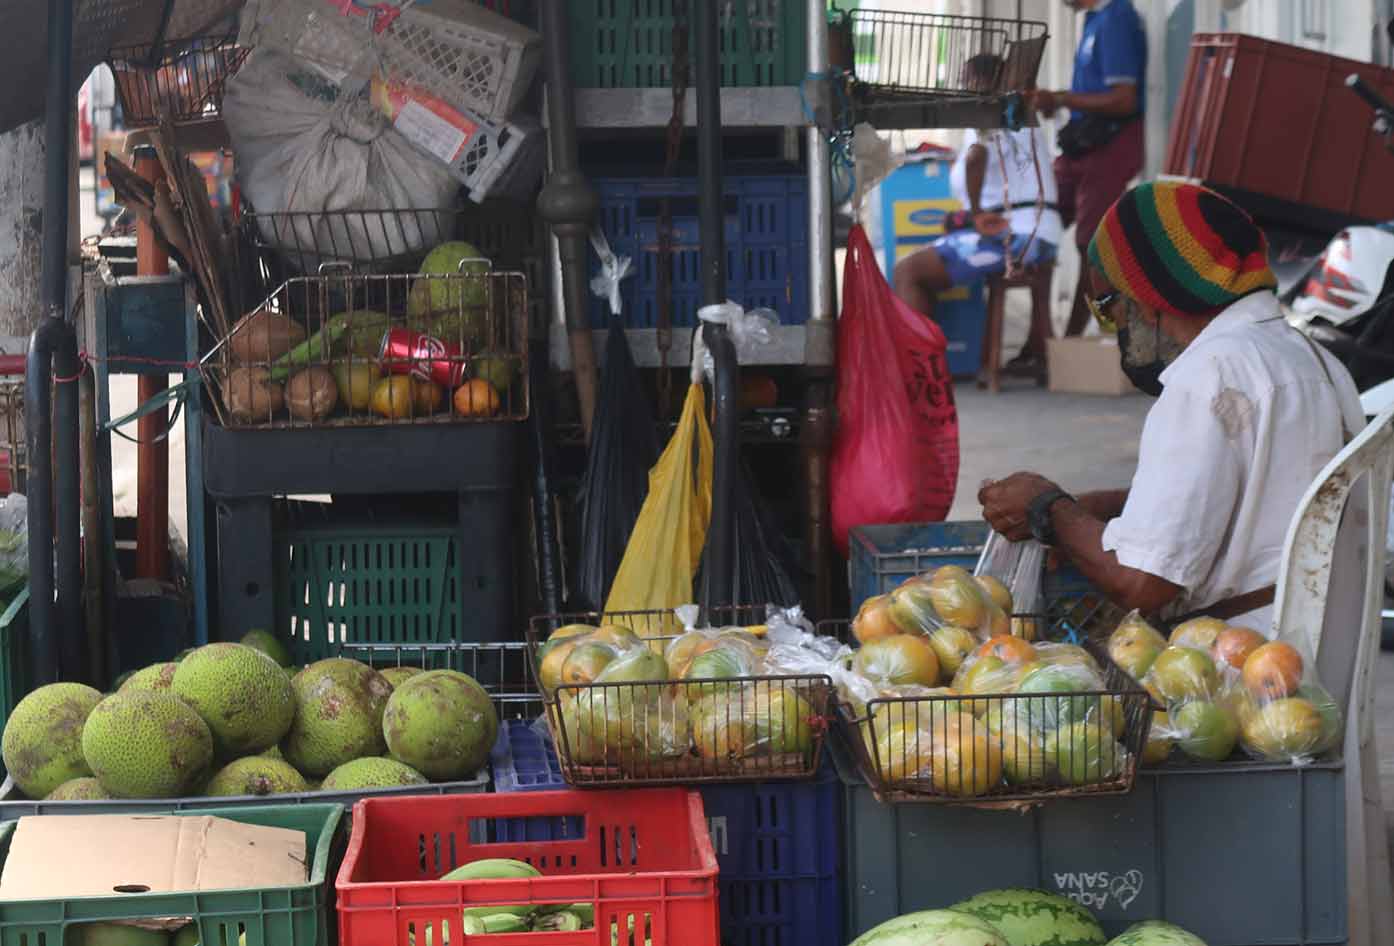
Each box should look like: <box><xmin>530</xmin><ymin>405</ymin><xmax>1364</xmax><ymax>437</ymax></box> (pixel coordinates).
<box><xmin>848</xmin><ymin>520</ymin><xmax>1093</xmax><ymax>614</ymax></box>
<box><xmin>590</xmin><ymin>168</ymin><xmax>809</xmax><ymax>329</ymax></box>
<box><xmin>491</xmin><ymin>718</ymin><xmax>846</xmax><ymax>946</ymax></box>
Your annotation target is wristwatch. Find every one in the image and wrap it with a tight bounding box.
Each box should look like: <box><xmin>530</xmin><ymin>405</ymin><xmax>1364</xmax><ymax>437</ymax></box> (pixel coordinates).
<box><xmin>1027</xmin><ymin>488</ymin><xmax>1074</xmax><ymax>547</ymax></box>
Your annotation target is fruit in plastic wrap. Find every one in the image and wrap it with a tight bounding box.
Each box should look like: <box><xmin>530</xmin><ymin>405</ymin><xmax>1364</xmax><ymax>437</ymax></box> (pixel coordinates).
<box><xmin>594</xmin><ymin>648</ymin><xmax>668</xmax><ymax>715</ymax></box>
<box><xmin>1169</xmin><ymin>616</ymin><xmax>1227</xmax><ymax>653</ymax></box>
<box><xmin>1240</xmin><ymin>695</ymin><xmax>1329</xmax><ymax>762</ymax></box>
<box><xmin>591</xmin><ymin>624</ymin><xmax>644</xmax><ymax>650</ymax></box>
<box><xmin>1298</xmin><ymin>682</ymin><xmax>1343</xmax><ymax>754</ymax></box>
<box><xmin>887</xmin><ymin>580</ymin><xmax>943</xmax><ymax>635</ymax></box>
<box><xmin>872</xmin><ymin>722</ymin><xmax>928</xmax><ymax>781</ymax></box>
<box><xmin>852</xmin><ymin>634</ymin><xmax>941</xmax><ymax>687</ymax></box>
<box><xmin>1141</xmin><ymin>710</ymin><xmax>1176</xmax><ymax>765</ymax></box>
<box><xmin>1033</xmin><ymin>642</ymin><xmax>1101</xmax><ymax>672</ymax></box>
<box><xmin>974</xmin><ymin>575</ymin><xmax>1014</xmax><ymax>613</ymax></box>
<box><xmin>985</xmin><ymin>701</ymin><xmax>1053</xmax><ymax>784</ymax></box>
<box><xmin>1212</xmin><ymin>625</ymin><xmax>1266</xmax><ymax>670</ymax></box>
<box><xmin>1015</xmin><ymin>663</ymin><xmax>1105</xmax><ymax>729</ymax></box>
<box><xmin>974</xmin><ymin>634</ymin><xmax>1038</xmax><ymax>665</ymax></box>
<box><xmin>664</xmin><ymin>631</ymin><xmax>713</xmax><ymax>679</ymax></box>
<box><xmin>1048</xmin><ymin>721</ymin><xmax>1128</xmax><ymax>786</ymax></box>
<box><xmin>925</xmin><ymin>566</ymin><xmax>987</xmax><ymax>628</ymax></box>
<box><xmin>538</xmin><ymin>636</ymin><xmax>588</xmax><ymax>693</ymax></box>
<box><xmin>563</xmin><ymin>688</ymin><xmax>637</xmax><ymax>764</ymax></box>
<box><xmin>1241</xmin><ymin>641</ymin><xmax>1303</xmax><ymax>700</ymax></box>
<box><xmin>1144</xmin><ymin>646</ymin><xmax>1219</xmax><ymax>703</ymax></box>
<box><xmin>561</xmin><ymin>642</ymin><xmax>619</xmax><ymax>686</ymax></box>
<box><xmin>619</xmin><ymin>694</ymin><xmax>692</xmax><ymax>774</ymax></box>
<box><xmin>926</xmin><ymin>713</ymin><xmax>1003</xmax><ymax>797</ymax></box>
<box><xmin>1170</xmin><ymin>699</ymin><xmax>1239</xmax><ymax>761</ymax></box>
<box><xmin>853</xmin><ymin>594</ymin><xmax>904</xmax><ymax>644</ymax></box>
<box><xmin>953</xmin><ymin>655</ymin><xmax>1018</xmax><ymax>715</ymax></box>
<box><xmin>927</xmin><ymin>625</ymin><xmax>977</xmax><ymax>679</ymax></box>
<box><xmin>1107</xmin><ymin>613</ymin><xmax>1168</xmax><ymax>680</ymax></box>
<box><xmin>865</xmin><ymin>685</ymin><xmax>959</xmax><ymax>738</ymax></box>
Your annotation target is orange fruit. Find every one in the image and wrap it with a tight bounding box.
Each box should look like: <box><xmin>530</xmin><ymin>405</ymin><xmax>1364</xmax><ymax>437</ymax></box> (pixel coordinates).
<box><xmin>973</xmin><ymin>634</ymin><xmax>1038</xmax><ymax>665</ymax></box>
<box><xmin>370</xmin><ymin>376</ymin><xmax>415</xmax><ymax>419</ymax></box>
<box><xmin>853</xmin><ymin>595</ymin><xmax>902</xmax><ymax>644</ymax></box>
<box><xmin>1213</xmin><ymin>626</ymin><xmax>1266</xmax><ymax>670</ymax></box>
<box><xmin>453</xmin><ymin>378</ymin><xmax>501</xmax><ymax>417</ymax></box>
<box><xmin>1242</xmin><ymin>641</ymin><xmax>1304</xmax><ymax>700</ymax></box>
<box><xmin>412</xmin><ymin>379</ymin><xmax>445</xmax><ymax>415</ymax></box>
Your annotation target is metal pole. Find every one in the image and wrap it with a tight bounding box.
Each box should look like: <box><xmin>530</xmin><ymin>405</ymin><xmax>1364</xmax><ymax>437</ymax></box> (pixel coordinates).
<box><xmin>133</xmin><ymin>146</ymin><xmax>171</xmax><ymax>581</ymax></box>
<box><xmin>536</xmin><ymin>0</ymin><xmax>600</xmax><ymax>441</ymax></box>
<box><xmin>696</xmin><ymin>0</ymin><xmax>738</xmax><ymax>611</ymax></box>
<box><xmin>807</xmin><ymin>0</ymin><xmax>835</xmax><ymax>328</ymax></box>
<box><xmin>41</xmin><ymin>0</ymin><xmax>72</xmax><ymax>324</ymax></box>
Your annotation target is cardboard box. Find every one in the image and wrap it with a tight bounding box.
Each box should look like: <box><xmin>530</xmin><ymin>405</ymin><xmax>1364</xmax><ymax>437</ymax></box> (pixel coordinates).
<box><xmin>1047</xmin><ymin>336</ymin><xmax>1134</xmax><ymax>396</ymax></box>
<box><xmin>0</xmin><ymin>815</ymin><xmax>306</xmax><ymax>907</ymax></box>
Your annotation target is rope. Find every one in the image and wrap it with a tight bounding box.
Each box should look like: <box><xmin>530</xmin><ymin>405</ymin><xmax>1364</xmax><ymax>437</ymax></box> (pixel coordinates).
<box><xmin>989</xmin><ymin>125</ymin><xmax>1048</xmax><ymax>279</ymax></box>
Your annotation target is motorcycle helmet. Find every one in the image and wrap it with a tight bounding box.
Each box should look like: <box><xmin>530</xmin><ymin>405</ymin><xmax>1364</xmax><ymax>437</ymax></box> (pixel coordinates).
<box><xmin>1289</xmin><ymin>224</ymin><xmax>1394</xmax><ymax>326</ymax></box>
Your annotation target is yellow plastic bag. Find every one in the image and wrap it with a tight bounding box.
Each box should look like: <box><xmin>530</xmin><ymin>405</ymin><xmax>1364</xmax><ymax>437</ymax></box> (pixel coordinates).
<box><xmin>604</xmin><ymin>383</ymin><xmax>714</xmax><ymax>622</ymax></box>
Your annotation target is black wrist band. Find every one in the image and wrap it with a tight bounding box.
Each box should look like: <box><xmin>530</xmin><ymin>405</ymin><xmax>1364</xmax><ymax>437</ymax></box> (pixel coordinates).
<box><xmin>1028</xmin><ymin>488</ymin><xmax>1074</xmax><ymax>547</ymax></box>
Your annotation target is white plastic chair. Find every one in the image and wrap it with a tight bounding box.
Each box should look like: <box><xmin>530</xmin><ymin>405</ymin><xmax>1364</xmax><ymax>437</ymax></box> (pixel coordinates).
<box><xmin>1273</xmin><ymin>404</ymin><xmax>1394</xmax><ymax>946</ymax></box>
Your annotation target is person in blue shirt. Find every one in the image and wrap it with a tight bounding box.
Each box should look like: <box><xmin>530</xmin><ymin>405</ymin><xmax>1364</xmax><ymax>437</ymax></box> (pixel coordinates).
<box><xmin>1030</xmin><ymin>0</ymin><xmax>1148</xmax><ymax>352</ymax></box>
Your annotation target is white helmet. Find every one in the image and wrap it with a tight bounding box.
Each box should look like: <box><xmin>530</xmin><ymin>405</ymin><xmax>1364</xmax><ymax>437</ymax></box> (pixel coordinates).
<box><xmin>1289</xmin><ymin>226</ymin><xmax>1394</xmax><ymax>326</ymax></box>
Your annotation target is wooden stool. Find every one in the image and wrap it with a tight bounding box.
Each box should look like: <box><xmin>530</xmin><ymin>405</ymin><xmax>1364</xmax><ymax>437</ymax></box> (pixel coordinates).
<box><xmin>979</xmin><ymin>263</ymin><xmax>1054</xmax><ymax>393</ymax></box>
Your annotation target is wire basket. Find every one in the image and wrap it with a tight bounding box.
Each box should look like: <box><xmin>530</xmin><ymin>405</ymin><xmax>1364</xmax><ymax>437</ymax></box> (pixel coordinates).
<box><xmin>109</xmin><ymin>33</ymin><xmax>249</xmax><ymax>128</ymax></box>
<box><xmin>338</xmin><ymin>639</ymin><xmax>543</xmax><ymax>720</ymax></box>
<box><xmin>205</xmin><ymin>266</ymin><xmax>528</xmax><ymax>430</ymax></box>
<box><xmin>527</xmin><ymin>607</ymin><xmax>836</xmax><ymax>786</ymax></box>
<box><xmin>821</xmin><ymin>620</ymin><xmax>1152</xmax><ymax>804</ymax></box>
<box><xmin>849</xmin><ymin>11</ymin><xmax>1047</xmax><ymax>97</ymax></box>
<box><xmin>1047</xmin><ymin>592</ymin><xmax>1129</xmax><ymax>646</ymax></box>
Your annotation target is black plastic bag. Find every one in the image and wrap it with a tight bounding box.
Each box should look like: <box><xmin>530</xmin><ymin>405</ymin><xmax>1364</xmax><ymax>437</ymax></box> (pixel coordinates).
<box><xmin>573</xmin><ymin>322</ymin><xmax>660</xmax><ymax>611</ymax></box>
<box><xmin>698</xmin><ymin>457</ymin><xmax>803</xmax><ymax>611</ymax></box>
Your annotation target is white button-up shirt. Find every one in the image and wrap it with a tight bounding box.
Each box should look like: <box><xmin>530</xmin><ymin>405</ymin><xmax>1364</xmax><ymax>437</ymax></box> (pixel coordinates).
<box><xmin>1100</xmin><ymin>290</ymin><xmax>1366</xmax><ymax>633</ymax></box>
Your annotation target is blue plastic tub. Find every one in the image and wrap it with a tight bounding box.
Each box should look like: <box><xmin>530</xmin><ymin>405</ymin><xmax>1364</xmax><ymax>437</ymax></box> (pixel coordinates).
<box><xmin>848</xmin><ymin>520</ymin><xmax>1093</xmax><ymax>614</ymax></box>
<box><xmin>492</xmin><ymin>717</ymin><xmax>846</xmax><ymax>946</ymax></box>
<box><xmin>590</xmin><ymin>167</ymin><xmax>809</xmax><ymax>329</ymax></box>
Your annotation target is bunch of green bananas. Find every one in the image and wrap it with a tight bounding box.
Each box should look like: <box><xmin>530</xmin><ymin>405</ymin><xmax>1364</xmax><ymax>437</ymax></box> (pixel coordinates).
<box><xmin>440</xmin><ymin>858</ymin><xmax>596</xmax><ymax>934</ymax></box>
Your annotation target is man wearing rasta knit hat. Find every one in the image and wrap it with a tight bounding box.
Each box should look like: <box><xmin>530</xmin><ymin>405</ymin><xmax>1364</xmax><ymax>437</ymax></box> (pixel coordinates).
<box><xmin>979</xmin><ymin>181</ymin><xmax>1365</xmax><ymax>632</ymax></box>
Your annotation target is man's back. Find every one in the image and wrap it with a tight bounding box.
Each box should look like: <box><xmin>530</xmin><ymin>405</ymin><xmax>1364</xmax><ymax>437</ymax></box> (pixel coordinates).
<box><xmin>1102</xmin><ymin>290</ymin><xmax>1365</xmax><ymax>631</ymax></box>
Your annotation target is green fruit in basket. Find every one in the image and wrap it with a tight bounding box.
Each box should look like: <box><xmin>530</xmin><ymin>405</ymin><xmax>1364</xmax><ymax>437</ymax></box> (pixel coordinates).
<box><xmin>1016</xmin><ymin>664</ymin><xmax>1102</xmax><ymax>729</ymax></box>
<box><xmin>1145</xmin><ymin>646</ymin><xmax>1219</xmax><ymax>704</ymax></box>
<box><xmin>203</xmin><ymin>756</ymin><xmax>309</xmax><ymax>797</ymax></box>
<box><xmin>73</xmin><ymin>922</ymin><xmax>173</xmax><ymax>946</ymax></box>
<box><xmin>321</xmin><ymin>756</ymin><xmax>428</xmax><ymax>791</ymax></box>
<box><xmin>380</xmin><ymin>666</ymin><xmax>426</xmax><ymax>689</ymax></box>
<box><xmin>282</xmin><ymin>659</ymin><xmax>393</xmax><ymax>778</ymax></box>
<box><xmin>562</xmin><ymin>641</ymin><xmax>619</xmax><ymax>686</ymax></box>
<box><xmin>750</xmin><ymin>684</ymin><xmax>815</xmax><ymax>755</ymax></box>
<box><xmin>1048</xmin><ymin>721</ymin><xmax>1127</xmax><ymax>786</ymax></box>
<box><xmin>443</xmin><ymin>857</ymin><xmax>541</xmax><ymax>923</ymax></box>
<box><xmin>120</xmin><ymin>662</ymin><xmax>179</xmax><ymax>694</ymax></box>
<box><xmin>462</xmin><ymin>914</ymin><xmax>531</xmax><ymax>934</ymax></box>
<box><xmin>332</xmin><ymin>362</ymin><xmax>383</xmax><ymax>412</ymax></box>
<box><xmin>406</xmin><ymin>242</ymin><xmax>491</xmax><ymax>336</ymax></box>
<box><xmin>384</xmin><ymin>669</ymin><xmax>499</xmax><ymax>781</ymax></box>
<box><xmin>562</xmin><ymin>688</ymin><xmax>632</xmax><ymax>762</ymax></box>
<box><xmin>534</xmin><ymin>911</ymin><xmax>585</xmax><ymax>932</ymax></box>
<box><xmin>595</xmin><ymin>648</ymin><xmax>668</xmax><ymax>685</ymax></box>
<box><xmin>82</xmin><ymin>690</ymin><xmax>213</xmax><ymax>798</ymax></box>
<box><xmin>173</xmin><ymin>643</ymin><xmax>296</xmax><ymax>757</ymax></box>
<box><xmin>849</xmin><ymin>909</ymin><xmax>1010</xmax><ymax>946</ymax></box>
<box><xmin>472</xmin><ymin>354</ymin><xmax>516</xmax><ymax>392</ymax></box>
<box><xmin>240</xmin><ymin>628</ymin><xmax>293</xmax><ymax>667</ymax></box>
<box><xmin>952</xmin><ymin>887</ymin><xmax>1107</xmax><ymax>946</ymax></box>
<box><xmin>2</xmin><ymin>682</ymin><xmax>102</xmax><ymax>799</ymax></box>
<box><xmin>45</xmin><ymin>776</ymin><xmax>112</xmax><ymax>801</ymax></box>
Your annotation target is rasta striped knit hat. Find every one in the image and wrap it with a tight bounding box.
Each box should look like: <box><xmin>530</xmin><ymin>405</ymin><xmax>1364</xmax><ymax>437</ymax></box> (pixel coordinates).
<box><xmin>1088</xmin><ymin>180</ymin><xmax>1277</xmax><ymax>318</ymax></box>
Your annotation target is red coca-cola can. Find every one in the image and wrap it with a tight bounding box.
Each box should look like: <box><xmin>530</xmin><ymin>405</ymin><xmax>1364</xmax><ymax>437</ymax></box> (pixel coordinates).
<box><xmin>378</xmin><ymin>327</ymin><xmax>467</xmax><ymax>388</ymax></box>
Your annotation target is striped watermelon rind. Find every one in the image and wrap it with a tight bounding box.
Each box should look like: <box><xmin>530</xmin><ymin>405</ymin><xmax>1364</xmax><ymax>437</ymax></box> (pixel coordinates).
<box><xmin>850</xmin><ymin>909</ymin><xmax>1011</xmax><ymax>946</ymax></box>
<box><xmin>1105</xmin><ymin>921</ymin><xmax>1209</xmax><ymax>946</ymax></box>
<box><xmin>952</xmin><ymin>888</ymin><xmax>1107</xmax><ymax>946</ymax></box>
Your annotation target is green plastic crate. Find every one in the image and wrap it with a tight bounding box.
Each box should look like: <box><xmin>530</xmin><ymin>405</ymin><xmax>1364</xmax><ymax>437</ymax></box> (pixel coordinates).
<box><xmin>570</xmin><ymin>0</ymin><xmax>807</xmax><ymax>89</ymax></box>
<box><xmin>0</xmin><ymin>803</ymin><xmax>344</xmax><ymax>946</ymax></box>
<box><xmin>0</xmin><ymin>589</ymin><xmax>28</xmax><ymax>734</ymax></box>
<box><xmin>275</xmin><ymin>512</ymin><xmax>465</xmax><ymax>666</ymax></box>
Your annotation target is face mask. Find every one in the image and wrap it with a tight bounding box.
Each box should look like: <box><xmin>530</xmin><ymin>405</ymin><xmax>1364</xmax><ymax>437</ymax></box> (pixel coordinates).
<box><xmin>1116</xmin><ymin>318</ymin><xmax>1167</xmax><ymax>397</ymax></box>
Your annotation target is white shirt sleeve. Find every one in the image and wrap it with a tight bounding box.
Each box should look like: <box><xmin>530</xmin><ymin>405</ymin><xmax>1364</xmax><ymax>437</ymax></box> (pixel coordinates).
<box><xmin>1101</xmin><ymin>379</ymin><xmax>1245</xmax><ymax>590</ymax></box>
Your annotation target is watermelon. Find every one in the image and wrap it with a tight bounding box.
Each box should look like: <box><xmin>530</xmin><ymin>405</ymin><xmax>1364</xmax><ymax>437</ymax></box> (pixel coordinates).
<box><xmin>952</xmin><ymin>888</ymin><xmax>1106</xmax><ymax>946</ymax></box>
<box><xmin>850</xmin><ymin>909</ymin><xmax>1010</xmax><ymax>946</ymax></box>
<box><xmin>1105</xmin><ymin>921</ymin><xmax>1208</xmax><ymax>946</ymax></box>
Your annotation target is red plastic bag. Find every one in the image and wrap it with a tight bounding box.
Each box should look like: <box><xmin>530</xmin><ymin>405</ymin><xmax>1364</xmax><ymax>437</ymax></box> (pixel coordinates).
<box><xmin>831</xmin><ymin>225</ymin><xmax>960</xmax><ymax>555</ymax></box>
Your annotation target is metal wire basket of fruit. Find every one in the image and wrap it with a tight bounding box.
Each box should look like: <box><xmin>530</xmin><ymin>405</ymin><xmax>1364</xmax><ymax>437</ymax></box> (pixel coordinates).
<box><xmin>109</xmin><ymin>33</ymin><xmax>249</xmax><ymax>128</ymax></box>
<box><xmin>526</xmin><ymin>607</ymin><xmax>837</xmax><ymax>786</ymax></box>
<box><xmin>204</xmin><ymin>251</ymin><xmax>528</xmax><ymax>430</ymax></box>
<box><xmin>824</xmin><ymin>565</ymin><xmax>1152</xmax><ymax>804</ymax></box>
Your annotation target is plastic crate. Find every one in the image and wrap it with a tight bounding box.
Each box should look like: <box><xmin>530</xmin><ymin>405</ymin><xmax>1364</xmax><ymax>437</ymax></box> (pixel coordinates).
<box><xmin>0</xmin><ymin>803</ymin><xmax>343</xmax><ymax>946</ymax></box>
<box><xmin>337</xmin><ymin>789</ymin><xmax>721</xmax><ymax>946</ymax></box>
<box><xmin>0</xmin><ymin>589</ymin><xmax>28</xmax><ymax>735</ymax></box>
<box><xmin>847</xmin><ymin>520</ymin><xmax>1092</xmax><ymax>614</ymax></box>
<box><xmin>590</xmin><ymin>168</ymin><xmax>808</xmax><ymax>329</ymax></box>
<box><xmin>1165</xmin><ymin>33</ymin><xmax>1394</xmax><ymax>229</ymax></box>
<box><xmin>491</xmin><ymin>717</ymin><xmax>847</xmax><ymax>946</ymax></box>
<box><xmin>833</xmin><ymin>737</ymin><xmax>1346</xmax><ymax>946</ymax></box>
<box><xmin>570</xmin><ymin>0</ymin><xmax>806</xmax><ymax>89</ymax></box>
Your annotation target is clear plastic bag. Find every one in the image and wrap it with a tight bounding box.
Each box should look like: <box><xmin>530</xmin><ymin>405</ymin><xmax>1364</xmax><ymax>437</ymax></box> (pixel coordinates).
<box><xmin>1232</xmin><ymin>633</ymin><xmax>1342</xmax><ymax>766</ymax></box>
<box><xmin>689</xmin><ymin>681</ymin><xmax>814</xmax><ymax>761</ymax></box>
<box><xmin>1104</xmin><ymin>610</ymin><xmax>1168</xmax><ymax>682</ymax></box>
<box><xmin>0</xmin><ymin>494</ymin><xmax>27</xmax><ymax>595</ymax></box>
<box><xmin>973</xmin><ymin>530</ymin><xmax>1047</xmax><ymax>627</ymax></box>
<box><xmin>868</xmin><ymin>566</ymin><xmax>1012</xmax><ymax>642</ymax></box>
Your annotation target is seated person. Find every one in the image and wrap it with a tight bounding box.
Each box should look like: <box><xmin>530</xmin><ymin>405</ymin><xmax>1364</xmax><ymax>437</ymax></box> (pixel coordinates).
<box><xmin>893</xmin><ymin>56</ymin><xmax>1063</xmax><ymax>377</ymax></box>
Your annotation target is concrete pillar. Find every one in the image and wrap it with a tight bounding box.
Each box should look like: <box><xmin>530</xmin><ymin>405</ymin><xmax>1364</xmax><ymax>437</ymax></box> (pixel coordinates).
<box><xmin>0</xmin><ymin>121</ymin><xmax>45</xmax><ymax>342</ymax></box>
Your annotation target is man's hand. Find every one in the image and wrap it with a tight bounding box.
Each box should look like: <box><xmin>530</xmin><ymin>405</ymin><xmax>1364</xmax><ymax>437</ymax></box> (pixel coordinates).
<box><xmin>979</xmin><ymin>472</ymin><xmax>1060</xmax><ymax>541</ymax></box>
<box><xmin>974</xmin><ymin>212</ymin><xmax>1009</xmax><ymax>238</ymax></box>
<box><xmin>1030</xmin><ymin>89</ymin><xmax>1062</xmax><ymax>117</ymax></box>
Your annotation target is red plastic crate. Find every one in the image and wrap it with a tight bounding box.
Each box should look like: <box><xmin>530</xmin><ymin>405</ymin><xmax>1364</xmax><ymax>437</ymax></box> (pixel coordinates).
<box><xmin>1166</xmin><ymin>33</ymin><xmax>1394</xmax><ymax>225</ymax></box>
<box><xmin>337</xmin><ymin>789</ymin><xmax>720</xmax><ymax>946</ymax></box>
